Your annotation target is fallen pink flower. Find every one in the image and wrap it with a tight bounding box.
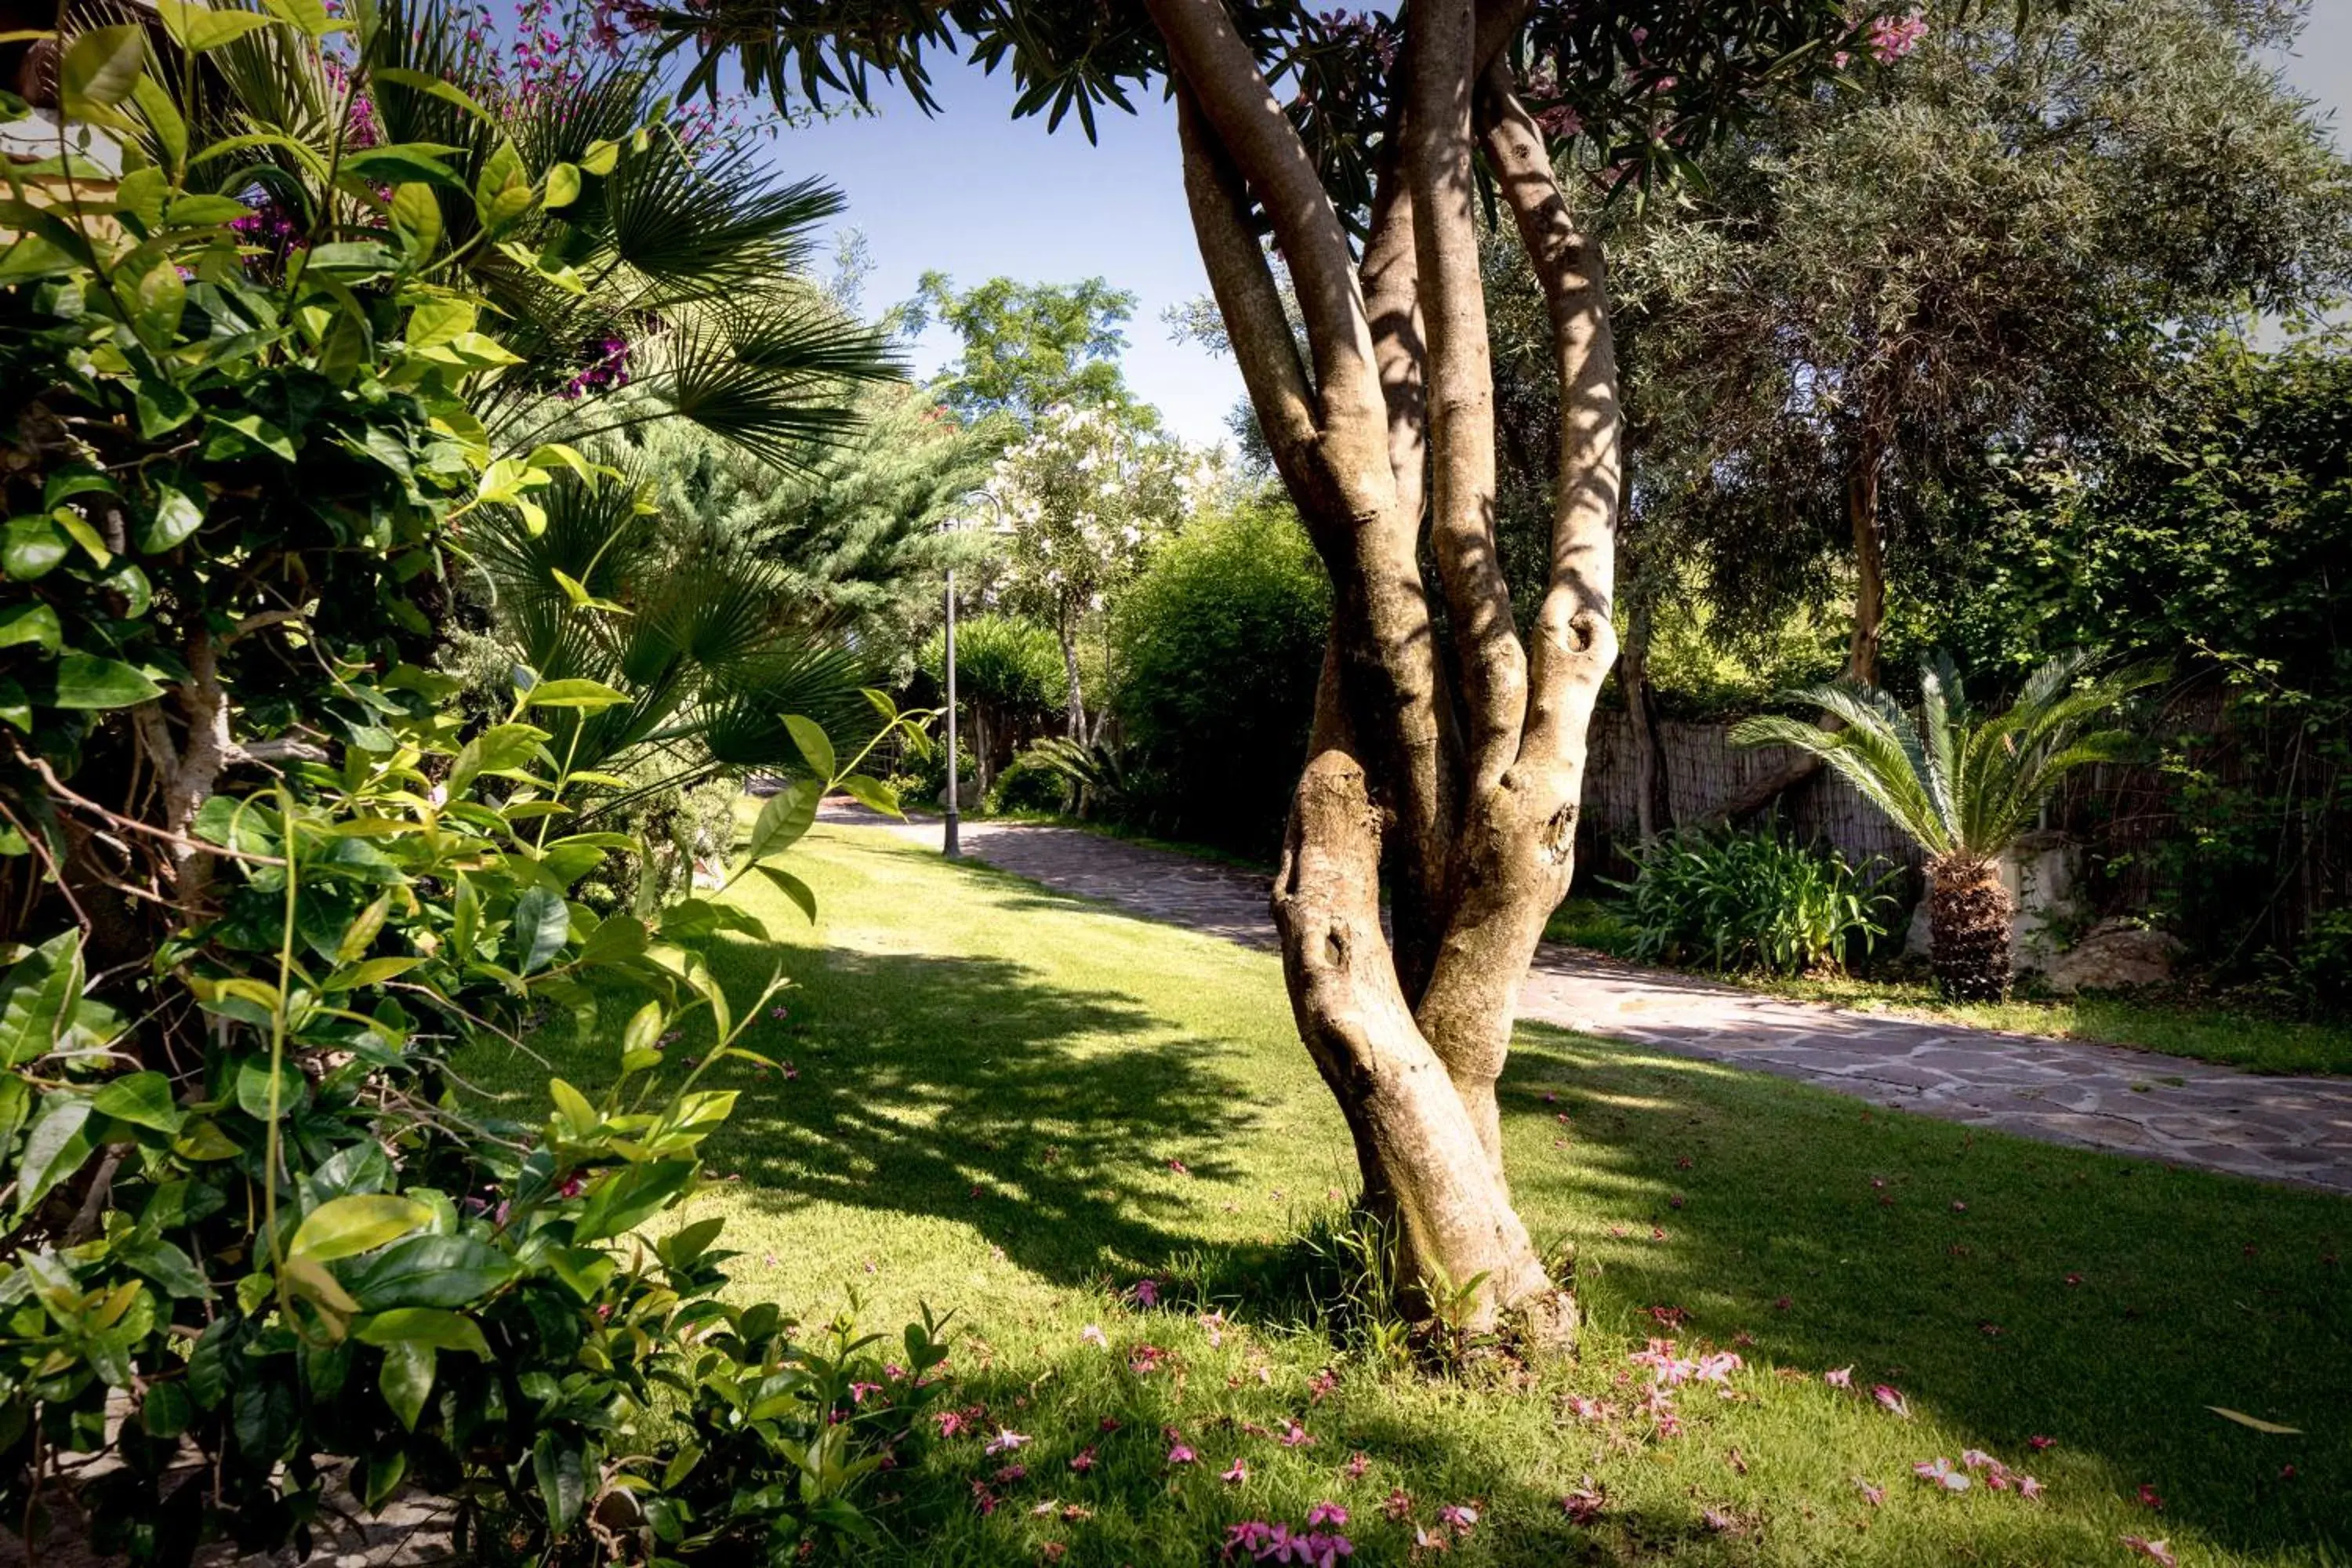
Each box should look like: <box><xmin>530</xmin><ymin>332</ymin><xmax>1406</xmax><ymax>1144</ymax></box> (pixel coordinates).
<box><xmin>1345</xmin><ymin>1450</ymin><xmax>1369</xmax><ymax>1479</ymax></box>
<box><xmin>1874</xmin><ymin>1385</ymin><xmax>1912</xmax><ymax>1418</ymax></box>
<box><xmin>1167</xmin><ymin>1442</ymin><xmax>1196</xmax><ymax>1465</ymax></box>
<box><xmin>1308</xmin><ymin>1367</ymin><xmax>1338</xmax><ymax>1403</ymax></box>
<box><xmin>983</xmin><ymin>1428</ymin><xmax>1031</xmax><ymax>1456</ymax></box>
<box><xmin>1913</xmin><ymin>1457</ymin><xmax>1969</xmax><ymax>1492</ymax></box>
<box><xmin>1081</xmin><ymin>1323</ymin><xmax>1108</xmax><ymax>1348</ymax></box>
<box><xmin>1308</xmin><ymin>1501</ymin><xmax>1349</xmax><ymax>1528</ymax></box>
<box><xmin>2120</xmin><ymin>1537</ymin><xmax>2178</xmax><ymax>1567</ymax></box>
<box><xmin>1566</xmin><ymin>1394</ymin><xmax>1608</xmax><ymax>1422</ymax></box>
<box><xmin>1131</xmin><ymin>1278</ymin><xmax>1161</xmax><ymax>1308</ymax></box>
<box><xmin>1853</xmin><ymin>1477</ymin><xmax>1886</xmax><ymax>1508</ymax></box>
<box><xmin>2028</xmin><ymin>1435</ymin><xmax>2056</xmax><ymax>1451</ymax></box>
<box><xmin>2138</xmin><ymin>1484</ymin><xmax>2165</xmax><ymax>1511</ymax></box>
<box><xmin>1824</xmin><ymin>1365</ymin><xmax>1854</xmax><ymax>1388</ymax></box>
<box><xmin>1279</xmin><ymin>1419</ymin><xmax>1315</xmax><ymax>1448</ymax></box>
<box><xmin>970</xmin><ymin>1481</ymin><xmax>998</xmax><ymax>1515</ymax></box>
<box><xmin>1221</xmin><ymin>1458</ymin><xmax>1248</xmax><ymax>1484</ymax></box>
<box><xmin>1299</xmin><ymin>1531</ymin><xmax>1354</xmax><ymax>1567</ymax></box>
<box><xmin>1561</xmin><ymin>1477</ymin><xmax>1606</xmax><ymax>1523</ymax></box>
<box><xmin>2017</xmin><ymin>1474</ymin><xmax>2044</xmax><ymax>1499</ymax></box>
<box><xmin>1168</xmin><ymin>1158</ymin><xmax>1191</xmax><ymax>1175</ymax></box>
<box><xmin>1224</xmin><ymin>1520</ymin><xmax>1277</xmax><ymax>1556</ymax></box>
<box><xmin>1436</xmin><ymin>1503</ymin><xmax>1479</xmax><ymax>1534</ymax></box>
<box><xmin>1201</xmin><ymin>1310</ymin><xmax>1228</xmax><ymax>1348</ymax></box>
<box><xmin>1068</xmin><ymin>1446</ymin><xmax>1096</xmax><ymax>1473</ymax></box>
<box><xmin>1700</xmin><ymin>1506</ymin><xmax>1738</xmax><ymax>1534</ymax></box>
<box><xmin>993</xmin><ymin>1463</ymin><xmax>1026</xmax><ymax>1483</ymax></box>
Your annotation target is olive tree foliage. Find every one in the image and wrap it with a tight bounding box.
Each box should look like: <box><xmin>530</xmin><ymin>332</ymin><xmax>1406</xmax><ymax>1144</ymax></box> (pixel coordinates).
<box><xmin>652</xmin><ymin>0</ymin><xmax>1903</xmax><ymax>1335</ymax></box>
<box><xmin>1551</xmin><ymin>0</ymin><xmax>2347</xmax><ymax>690</ymax></box>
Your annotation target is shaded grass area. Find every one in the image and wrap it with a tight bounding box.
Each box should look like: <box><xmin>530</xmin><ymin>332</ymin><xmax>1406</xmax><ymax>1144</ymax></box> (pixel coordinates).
<box><xmin>463</xmin><ymin>824</ymin><xmax>2350</xmax><ymax>1565</ymax></box>
<box><xmin>1545</xmin><ymin>895</ymin><xmax>2352</xmax><ymax>1076</ymax></box>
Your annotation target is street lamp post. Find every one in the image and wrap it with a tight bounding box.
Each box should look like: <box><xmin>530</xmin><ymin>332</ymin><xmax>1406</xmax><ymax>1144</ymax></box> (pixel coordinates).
<box><xmin>942</xmin><ymin>566</ymin><xmax>960</xmax><ymax>858</ymax></box>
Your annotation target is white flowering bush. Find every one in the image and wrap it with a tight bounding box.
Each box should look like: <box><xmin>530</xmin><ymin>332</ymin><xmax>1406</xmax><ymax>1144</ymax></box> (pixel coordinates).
<box><xmin>989</xmin><ymin>405</ymin><xmax>1201</xmax><ymax>735</ymax></box>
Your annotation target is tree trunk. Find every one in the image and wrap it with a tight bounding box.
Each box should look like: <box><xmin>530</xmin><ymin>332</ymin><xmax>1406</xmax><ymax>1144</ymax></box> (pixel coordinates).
<box><xmin>1622</xmin><ymin>596</ymin><xmax>1671</xmax><ymax>842</ymax></box>
<box><xmin>1846</xmin><ymin>449</ymin><xmax>1888</xmax><ymax>688</ymax></box>
<box><xmin>1155</xmin><ymin>0</ymin><xmax>1620</xmax><ymax>1341</ymax></box>
<box><xmin>1928</xmin><ymin>855</ymin><xmax>2013</xmax><ymax>1002</ymax></box>
<box><xmin>1057</xmin><ymin>609</ymin><xmax>1085</xmax><ymax>742</ymax></box>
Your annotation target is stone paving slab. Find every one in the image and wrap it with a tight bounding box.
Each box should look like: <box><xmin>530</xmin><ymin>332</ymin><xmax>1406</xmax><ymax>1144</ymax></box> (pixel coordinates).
<box><xmin>840</xmin><ymin>807</ymin><xmax>2352</xmax><ymax>1196</ymax></box>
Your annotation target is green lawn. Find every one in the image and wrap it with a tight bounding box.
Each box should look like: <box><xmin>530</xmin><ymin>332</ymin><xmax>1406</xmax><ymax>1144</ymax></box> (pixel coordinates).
<box><xmin>1546</xmin><ymin>897</ymin><xmax>2352</xmax><ymax>1077</ymax></box>
<box><xmin>467</xmin><ymin>822</ymin><xmax>2349</xmax><ymax>1566</ymax></box>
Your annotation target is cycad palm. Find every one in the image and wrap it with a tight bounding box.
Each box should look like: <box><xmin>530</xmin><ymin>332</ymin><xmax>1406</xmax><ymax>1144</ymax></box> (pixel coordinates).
<box><xmin>1729</xmin><ymin>652</ymin><xmax>2161</xmax><ymax>1000</ymax></box>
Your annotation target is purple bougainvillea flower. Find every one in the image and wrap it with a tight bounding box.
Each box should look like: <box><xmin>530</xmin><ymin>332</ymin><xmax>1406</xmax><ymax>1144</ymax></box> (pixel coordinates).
<box><xmin>1167</xmin><ymin>1442</ymin><xmax>1196</xmax><ymax>1465</ymax></box>
<box><xmin>1853</xmin><ymin>1476</ymin><xmax>1886</xmax><ymax>1507</ymax></box>
<box><xmin>1131</xmin><ymin>1277</ymin><xmax>1161</xmax><ymax>1308</ymax></box>
<box><xmin>1912</xmin><ymin>1457</ymin><xmax>1969</xmax><ymax>1492</ymax></box>
<box><xmin>1221</xmin><ymin>1457</ymin><xmax>1248</xmax><ymax>1484</ymax></box>
<box><xmin>1306</xmin><ymin>1502</ymin><xmax>1348</xmax><ymax>1528</ymax></box>
<box><xmin>1874</xmin><ymin>1385</ymin><xmax>1911</xmax><ymax>1418</ymax></box>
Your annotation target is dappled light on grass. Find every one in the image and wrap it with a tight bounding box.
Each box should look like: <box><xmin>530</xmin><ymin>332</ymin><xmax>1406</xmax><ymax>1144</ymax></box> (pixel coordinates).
<box><xmin>473</xmin><ymin>822</ymin><xmax>2347</xmax><ymax>1563</ymax></box>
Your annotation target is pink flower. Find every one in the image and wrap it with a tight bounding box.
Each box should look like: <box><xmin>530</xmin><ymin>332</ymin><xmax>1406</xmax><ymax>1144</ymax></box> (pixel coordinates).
<box><xmin>1202</xmin><ymin>1310</ymin><xmax>1229</xmax><ymax>1348</ymax></box>
<box><xmin>993</xmin><ymin>1463</ymin><xmax>1027</xmax><ymax>1483</ymax></box>
<box><xmin>2120</xmin><ymin>1539</ymin><xmax>2178</xmax><ymax>1568</ymax></box>
<box><xmin>1866</xmin><ymin>9</ymin><xmax>1928</xmax><ymax>64</ymax></box>
<box><xmin>1130</xmin><ymin>1344</ymin><xmax>1167</xmax><ymax>1375</ymax></box>
<box><xmin>1225</xmin><ymin>1520</ymin><xmax>1277</xmax><ymax>1556</ymax></box>
<box><xmin>2016</xmin><ymin>1474</ymin><xmax>2044</xmax><ymax>1499</ymax></box>
<box><xmin>1168</xmin><ymin>1158</ymin><xmax>1191</xmax><ymax>1175</ymax></box>
<box><xmin>1167</xmin><ymin>1442</ymin><xmax>1196</xmax><ymax>1465</ymax></box>
<box><xmin>1308</xmin><ymin>1367</ymin><xmax>1338</xmax><ymax>1402</ymax></box>
<box><xmin>1629</xmin><ymin>24</ymin><xmax>1647</xmax><ymax>42</ymax></box>
<box><xmin>1825</xmin><ymin>1366</ymin><xmax>1853</xmax><ymax>1388</ymax></box>
<box><xmin>1961</xmin><ymin>1449</ymin><xmax>1998</xmax><ymax>1472</ymax></box>
<box><xmin>1307</xmin><ymin>1502</ymin><xmax>1348</xmax><ymax>1528</ymax></box>
<box><xmin>1561</xmin><ymin>1477</ymin><xmax>1606</xmax><ymax>1523</ymax></box>
<box><xmin>1953</xmin><ymin>1200</ymin><xmax>1969</xmax><ymax>1213</ymax></box>
<box><xmin>1853</xmin><ymin>1476</ymin><xmax>1886</xmax><ymax>1507</ymax></box>
<box><xmin>1345</xmin><ymin>1450</ymin><xmax>1369</xmax><ymax>1479</ymax></box>
<box><xmin>1131</xmin><ymin>1278</ymin><xmax>1161</xmax><ymax>1308</ymax></box>
<box><xmin>1279</xmin><ymin>1419</ymin><xmax>1315</xmax><ymax>1447</ymax></box>
<box><xmin>1700</xmin><ymin>1507</ymin><xmax>1738</xmax><ymax>1534</ymax></box>
<box><xmin>1436</xmin><ymin>1503</ymin><xmax>1478</xmax><ymax>1534</ymax></box>
<box><xmin>983</xmin><ymin>1428</ymin><xmax>1031</xmax><ymax>1456</ymax></box>
<box><xmin>2138</xmin><ymin>1485</ymin><xmax>2165</xmax><ymax>1511</ymax></box>
<box><xmin>970</xmin><ymin>1481</ymin><xmax>998</xmax><ymax>1515</ymax></box>
<box><xmin>1566</xmin><ymin>1394</ymin><xmax>1609</xmax><ymax>1421</ymax></box>
<box><xmin>1069</xmin><ymin>1446</ymin><xmax>1095</xmax><ymax>1472</ymax></box>
<box><xmin>2029</xmin><ymin>1435</ymin><xmax>2056</xmax><ymax>1451</ymax></box>
<box><xmin>1222</xmin><ymin>1457</ymin><xmax>1249</xmax><ymax>1484</ymax></box>
<box><xmin>1299</xmin><ymin>1532</ymin><xmax>1354</xmax><ymax>1568</ymax></box>
<box><xmin>935</xmin><ymin>1410</ymin><xmax>970</xmax><ymax>1437</ymax></box>
<box><xmin>1082</xmin><ymin>1323</ymin><xmax>1108</xmax><ymax>1348</ymax></box>
<box><xmin>848</xmin><ymin>1381</ymin><xmax>883</xmax><ymax>1403</ymax></box>
<box><xmin>1873</xmin><ymin>1385</ymin><xmax>1912</xmax><ymax>1418</ymax></box>
<box><xmin>1912</xmin><ymin>1457</ymin><xmax>1969</xmax><ymax>1492</ymax></box>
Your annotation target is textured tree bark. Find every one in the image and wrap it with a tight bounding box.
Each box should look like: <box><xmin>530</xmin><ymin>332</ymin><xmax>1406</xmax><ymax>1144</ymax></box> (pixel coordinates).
<box><xmin>1153</xmin><ymin>0</ymin><xmax>1613</xmax><ymax>1341</ymax></box>
<box><xmin>1055</xmin><ymin>608</ymin><xmax>1086</xmax><ymax>742</ymax></box>
<box><xmin>1846</xmin><ymin>450</ymin><xmax>1888</xmax><ymax>688</ymax></box>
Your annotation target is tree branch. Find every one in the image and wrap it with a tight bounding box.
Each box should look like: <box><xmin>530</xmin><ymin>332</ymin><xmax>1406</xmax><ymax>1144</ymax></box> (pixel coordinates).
<box><xmin>1144</xmin><ymin>0</ymin><xmax>1384</xmax><ymax>434</ymax></box>
<box><xmin>1410</xmin><ymin>0</ymin><xmax>1524</xmax><ymax>799</ymax></box>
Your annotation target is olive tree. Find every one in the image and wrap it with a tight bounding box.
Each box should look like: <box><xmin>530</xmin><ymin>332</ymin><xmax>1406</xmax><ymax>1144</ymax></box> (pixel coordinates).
<box><xmin>652</xmin><ymin>0</ymin><xmax>1893</xmax><ymax>1337</ymax></box>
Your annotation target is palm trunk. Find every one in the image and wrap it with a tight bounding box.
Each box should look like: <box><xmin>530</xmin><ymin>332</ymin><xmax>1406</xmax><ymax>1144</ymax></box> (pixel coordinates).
<box><xmin>1928</xmin><ymin>855</ymin><xmax>2013</xmax><ymax>1002</ymax></box>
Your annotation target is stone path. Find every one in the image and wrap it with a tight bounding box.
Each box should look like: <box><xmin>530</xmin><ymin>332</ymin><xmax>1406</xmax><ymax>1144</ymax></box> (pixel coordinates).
<box><xmin>843</xmin><ymin>808</ymin><xmax>2352</xmax><ymax>1196</ymax></box>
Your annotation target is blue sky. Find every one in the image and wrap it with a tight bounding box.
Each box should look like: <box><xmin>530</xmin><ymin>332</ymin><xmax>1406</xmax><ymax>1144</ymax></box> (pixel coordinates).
<box><xmin>760</xmin><ymin>11</ymin><xmax>2351</xmax><ymax>448</ymax></box>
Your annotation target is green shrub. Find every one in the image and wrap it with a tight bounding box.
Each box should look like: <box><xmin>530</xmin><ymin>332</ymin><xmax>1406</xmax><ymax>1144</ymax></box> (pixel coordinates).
<box><xmin>1111</xmin><ymin>499</ymin><xmax>1328</xmax><ymax>853</ymax></box>
<box><xmin>1611</xmin><ymin>829</ymin><xmax>1899</xmax><ymax>976</ymax></box>
<box><xmin>987</xmin><ymin>746</ymin><xmax>1075</xmax><ymax>814</ymax></box>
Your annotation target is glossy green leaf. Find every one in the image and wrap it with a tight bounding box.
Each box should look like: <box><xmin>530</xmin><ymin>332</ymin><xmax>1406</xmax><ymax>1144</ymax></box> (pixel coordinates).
<box><xmin>2</xmin><ymin>516</ymin><xmax>68</xmax><ymax>580</ymax></box>
<box><xmin>378</xmin><ymin>1340</ymin><xmax>434</xmax><ymax>1431</ymax></box>
<box><xmin>345</xmin><ymin>1233</ymin><xmax>517</xmax><ymax>1310</ymax></box>
<box><xmin>510</xmin><ymin>886</ymin><xmax>570</xmax><ymax>974</ymax></box>
<box><xmin>354</xmin><ymin>1306</ymin><xmax>492</xmax><ymax>1356</ymax></box>
<box><xmin>52</xmin><ymin>655</ymin><xmax>165</xmax><ymax>710</ymax></box>
<box><xmin>523</xmin><ymin>677</ymin><xmax>630</xmax><ymax>710</ymax></box>
<box><xmin>136</xmin><ymin>483</ymin><xmax>204</xmax><ymax>554</ymax></box>
<box><xmin>13</xmin><ymin>1098</ymin><xmax>93</xmax><ymax>1216</ymax></box>
<box><xmin>292</xmin><ymin>1195</ymin><xmax>434</xmax><ymax>1261</ymax></box>
<box><xmin>569</xmin><ymin>1157</ymin><xmax>696</xmax><ymax>1245</ymax></box>
<box><xmin>532</xmin><ymin>1432</ymin><xmax>587</xmax><ymax>1531</ymax></box>
<box><xmin>90</xmin><ymin>1070</ymin><xmax>181</xmax><ymax>1131</ymax></box>
<box><xmin>754</xmin><ymin>864</ymin><xmax>818</xmax><ymax>923</ymax></box>
<box><xmin>0</xmin><ymin>604</ymin><xmax>60</xmax><ymax>652</ymax></box>
<box><xmin>782</xmin><ymin>713</ymin><xmax>835</xmax><ymax>781</ymax></box>
<box><xmin>60</xmin><ymin>26</ymin><xmax>146</xmax><ymax>116</ymax></box>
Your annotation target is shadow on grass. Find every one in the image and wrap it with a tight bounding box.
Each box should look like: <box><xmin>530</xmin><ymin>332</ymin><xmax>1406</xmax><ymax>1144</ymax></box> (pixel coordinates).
<box><xmin>1497</xmin><ymin>1021</ymin><xmax>2351</xmax><ymax>1557</ymax></box>
<box><xmin>696</xmin><ymin>943</ymin><xmax>1260</xmax><ymax>1289</ymax></box>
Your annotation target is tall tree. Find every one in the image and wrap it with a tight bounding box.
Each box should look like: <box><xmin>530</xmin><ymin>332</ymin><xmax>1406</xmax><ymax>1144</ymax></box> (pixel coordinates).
<box><xmin>656</xmin><ymin>0</ymin><xmax>1892</xmax><ymax>1336</ymax></box>
<box><xmin>911</xmin><ymin>273</ymin><xmax>1146</xmax><ymax>424</ymax></box>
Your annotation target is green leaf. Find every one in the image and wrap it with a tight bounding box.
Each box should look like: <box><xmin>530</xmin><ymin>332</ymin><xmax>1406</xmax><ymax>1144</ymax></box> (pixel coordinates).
<box><xmin>130</xmin><ymin>74</ymin><xmax>187</xmax><ymax>173</ymax></box>
<box><xmin>372</xmin><ymin>66</ymin><xmax>494</xmax><ymax>125</ymax></box>
<box><xmin>135</xmin><ymin>376</ymin><xmax>198</xmax><ymax>438</ymax></box>
<box><xmin>59</xmin><ymin>26</ymin><xmax>146</xmax><ymax>116</ymax></box>
<box><xmin>259</xmin><ymin>0</ymin><xmax>338</xmax><ymax>38</ymax></box>
<box><xmin>164</xmin><ymin>194</ymin><xmax>250</xmax><ymax>226</ymax></box>
<box><xmin>837</xmin><ymin>772</ymin><xmax>900</xmax><ymax>818</ymax></box>
<box><xmin>510</xmin><ymin>886</ymin><xmax>570</xmax><ymax>975</ymax></box>
<box><xmin>754</xmin><ymin>864</ymin><xmax>818</xmax><ymax>923</ymax></box>
<box><xmin>169</xmin><ymin>3</ymin><xmax>281</xmax><ymax>51</ymax></box>
<box><xmin>389</xmin><ymin>181</ymin><xmax>441</xmax><ymax>258</ymax></box>
<box><xmin>52</xmin><ymin>506</ymin><xmax>111</xmax><ymax>568</ymax></box>
<box><xmin>782</xmin><ymin>714</ymin><xmax>836</xmax><ymax>781</ymax></box>
<box><xmin>234</xmin><ymin>1057</ymin><xmax>305</xmax><ymax>1120</ymax></box>
<box><xmin>406</xmin><ymin>296</ymin><xmax>473</xmax><ymax>350</ymax></box>
<box><xmin>378</xmin><ymin>1341</ymin><xmax>434</xmax><ymax>1431</ymax></box>
<box><xmin>90</xmin><ymin>1071</ymin><xmax>180</xmax><ymax>1132</ymax></box>
<box><xmin>472</xmin><ymin>140</ymin><xmax>533</xmax><ymax>230</ymax></box>
<box><xmin>2</xmin><ymin>516</ymin><xmax>68</xmax><ymax>580</ymax></box>
<box><xmin>51</xmin><ymin>655</ymin><xmax>165</xmax><ymax>710</ymax></box>
<box><xmin>346</xmin><ymin>1233</ymin><xmax>517</xmax><ymax>1311</ymax></box>
<box><xmin>292</xmin><ymin>1195</ymin><xmax>434</xmax><ymax>1261</ymax></box>
<box><xmin>569</xmin><ymin>1158</ymin><xmax>697</xmax><ymax>1245</ymax></box>
<box><xmin>354</xmin><ymin>1306</ymin><xmax>492</xmax><ymax>1356</ymax></box>
<box><xmin>578</xmin><ymin>138</ymin><xmax>619</xmax><ymax>176</ymax></box>
<box><xmin>744</xmin><ymin>779</ymin><xmax>819</xmax><ymax>864</ymax></box>
<box><xmin>341</xmin><ymin>145</ymin><xmax>459</xmax><ymax>187</ymax></box>
<box><xmin>541</xmin><ymin>161</ymin><xmax>581</xmax><ymax>209</ymax></box>
<box><xmin>0</xmin><ymin>604</ymin><xmax>60</xmax><ymax>652</ymax></box>
<box><xmin>523</xmin><ymin>678</ymin><xmax>630</xmax><ymax>710</ymax></box>
<box><xmin>136</xmin><ymin>482</ymin><xmax>204</xmax><ymax>554</ymax></box>
<box><xmin>448</xmin><ymin>721</ymin><xmax>548</xmax><ymax>793</ymax></box>
<box><xmin>533</xmin><ymin>1432</ymin><xmax>588</xmax><ymax>1532</ymax></box>
<box><xmin>2208</xmin><ymin>1406</ymin><xmax>2303</xmax><ymax>1435</ymax></box>
<box><xmin>576</xmin><ymin>914</ymin><xmax>649</xmax><ymax>966</ymax></box>
<box><xmin>361</xmin><ymin>1449</ymin><xmax>408</xmax><ymax>1512</ymax></box>
<box><xmin>13</xmin><ymin>1098</ymin><xmax>93</xmax><ymax>1216</ymax></box>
